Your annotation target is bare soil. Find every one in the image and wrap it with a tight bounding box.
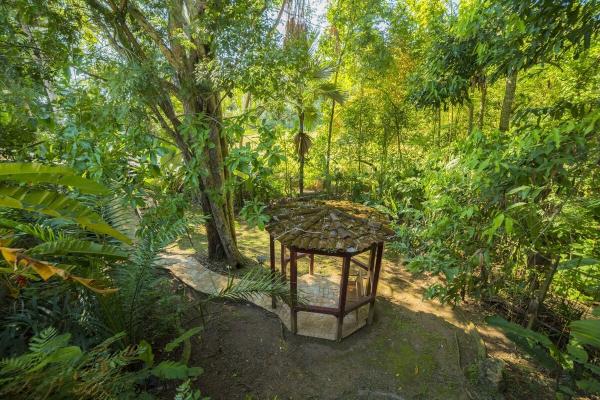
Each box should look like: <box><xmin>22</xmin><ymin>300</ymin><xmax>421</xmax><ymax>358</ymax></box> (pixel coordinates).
<box><xmin>177</xmin><ymin>222</ymin><xmax>555</xmax><ymax>400</ymax></box>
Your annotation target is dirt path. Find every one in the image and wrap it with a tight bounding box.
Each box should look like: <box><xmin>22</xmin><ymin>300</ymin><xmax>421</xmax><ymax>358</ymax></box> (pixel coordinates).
<box><xmin>168</xmin><ymin>222</ymin><xmax>552</xmax><ymax>400</ymax></box>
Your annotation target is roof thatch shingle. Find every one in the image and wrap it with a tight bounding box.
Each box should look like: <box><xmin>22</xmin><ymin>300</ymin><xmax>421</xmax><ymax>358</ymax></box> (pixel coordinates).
<box><xmin>265</xmin><ymin>199</ymin><xmax>394</xmax><ymax>254</ymax></box>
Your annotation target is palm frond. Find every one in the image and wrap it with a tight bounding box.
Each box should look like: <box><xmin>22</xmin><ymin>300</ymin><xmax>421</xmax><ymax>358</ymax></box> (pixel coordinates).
<box><xmin>316</xmin><ymin>82</ymin><xmax>347</xmax><ymax>104</ymax></box>
<box><xmin>294</xmin><ymin>132</ymin><xmax>312</xmax><ymax>157</ymax></box>
<box><xmin>217</xmin><ymin>267</ymin><xmax>292</xmax><ymax>304</ymax></box>
<box><xmin>0</xmin><ymin>186</ymin><xmax>130</xmax><ymax>243</ymax></box>
<box><xmin>0</xmin><ymin>163</ymin><xmax>109</xmax><ymax>195</ymax></box>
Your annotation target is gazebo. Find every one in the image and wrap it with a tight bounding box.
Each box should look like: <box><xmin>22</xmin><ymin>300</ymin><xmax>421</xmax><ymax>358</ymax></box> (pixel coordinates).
<box><xmin>265</xmin><ymin>199</ymin><xmax>394</xmax><ymax>341</ymax></box>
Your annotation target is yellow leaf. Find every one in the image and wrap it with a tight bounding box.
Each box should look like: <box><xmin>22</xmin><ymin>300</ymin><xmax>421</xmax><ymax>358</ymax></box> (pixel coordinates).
<box><xmin>72</xmin><ymin>276</ymin><xmax>119</xmax><ymax>294</ymax></box>
<box><xmin>27</xmin><ymin>259</ymin><xmax>57</xmax><ymax>281</ymax></box>
<box><xmin>0</xmin><ymin>246</ymin><xmax>117</xmax><ymax>294</ymax></box>
<box><xmin>0</xmin><ymin>246</ymin><xmax>24</xmax><ymax>266</ymax></box>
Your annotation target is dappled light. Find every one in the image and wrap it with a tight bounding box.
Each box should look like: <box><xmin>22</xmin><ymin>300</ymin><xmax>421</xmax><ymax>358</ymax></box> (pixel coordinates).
<box><xmin>1</xmin><ymin>0</ymin><xmax>599</xmax><ymax>399</ymax></box>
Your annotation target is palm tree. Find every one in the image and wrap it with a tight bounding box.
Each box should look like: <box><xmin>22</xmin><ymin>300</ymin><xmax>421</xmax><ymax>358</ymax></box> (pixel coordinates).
<box><xmin>283</xmin><ymin>49</ymin><xmax>346</xmax><ymax>195</ymax></box>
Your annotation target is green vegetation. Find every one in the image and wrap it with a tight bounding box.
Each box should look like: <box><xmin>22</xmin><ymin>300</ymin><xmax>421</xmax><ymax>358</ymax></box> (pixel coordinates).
<box><xmin>1</xmin><ymin>0</ymin><xmax>599</xmax><ymax>398</ymax></box>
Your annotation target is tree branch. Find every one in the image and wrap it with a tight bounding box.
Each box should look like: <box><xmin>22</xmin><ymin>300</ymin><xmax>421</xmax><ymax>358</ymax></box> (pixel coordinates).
<box><xmin>126</xmin><ymin>3</ymin><xmax>183</xmax><ymax>71</ymax></box>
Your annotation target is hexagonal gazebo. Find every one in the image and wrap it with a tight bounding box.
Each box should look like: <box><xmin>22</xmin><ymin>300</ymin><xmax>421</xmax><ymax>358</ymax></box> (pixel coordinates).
<box><xmin>265</xmin><ymin>199</ymin><xmax>394</xmax><ymax>341</ymax></box>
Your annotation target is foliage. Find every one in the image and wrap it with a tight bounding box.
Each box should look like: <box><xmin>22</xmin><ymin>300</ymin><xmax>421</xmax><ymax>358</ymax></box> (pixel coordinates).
<box><xmin>488</xmin><ymin>312</ymin><xmax>600</xmax><ymax>398</ymax></box>
<box><xmin>0</xmin><ymin>327</ymin><xmax>203</xmax><ymax>400</ymax></box>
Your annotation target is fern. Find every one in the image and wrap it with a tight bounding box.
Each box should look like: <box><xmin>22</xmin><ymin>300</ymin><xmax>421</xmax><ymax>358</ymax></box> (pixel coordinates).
<box><xmin>217</xmin><ymin>267</ymin><xmax>292</xmax><ymax>304</ymax></box>
<box><xmin>0</xmin><ymin>328</ymin><xmax>141</xmax><ymax>400</ymax></box>
<box><xmin>27</xmin><ymin>238</ymin><xmax>128</xmax><ymax>259</ymax></box>
<box><xmin>98</xmin><ymin>211</ymin><xmax>193</xmax><ymax>343</ymax></box>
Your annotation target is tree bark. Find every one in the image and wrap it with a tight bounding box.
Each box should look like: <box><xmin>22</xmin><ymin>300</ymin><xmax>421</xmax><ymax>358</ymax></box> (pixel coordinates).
<box><xmin>499</xmin><ymin>70</ymin><xmax>518</xmax><ymax>132</ymax></box>
<box><xmin>467</xmin><ymin>99</ymin><xmax>474</xmax><ymax>135</ymax></box>
<box><xmin>325</xmin><ymin>99</ymin><xmax>337</xmax><ymax>192</ymax></box>
<box><xmin>86</xmin><ymin>0</ymin><xmax>245</xmax><ymax>266</ymax></box>
<box><xmin>324</xmin><ymin>44</ymin><xmax>345</xmax><ymax>193</ymax></box>
<box><xmin>526</xmin><ymin>258</ymin><xmax>558</xmax><ymax>329</ymax></box>
<box><xmin>298</xmin><ymin>110</ymin><xmax>305</xmax><ymax>195</ymax></box>
<box><xmin>478</xmin><ymin>80</ymin><xmax>487</xmax><ymax>130</ymax></box>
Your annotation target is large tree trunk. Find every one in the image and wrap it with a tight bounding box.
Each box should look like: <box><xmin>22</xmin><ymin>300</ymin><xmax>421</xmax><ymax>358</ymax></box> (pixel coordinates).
<box><xmin>87</xmin><ymin>0</ymin><xmax>246</xmax><ymax>266</ymax></box>
<box><xmin>499</xmin><ymin>70</ymin><xmax>518</xmax><ymax>132</ymax></box>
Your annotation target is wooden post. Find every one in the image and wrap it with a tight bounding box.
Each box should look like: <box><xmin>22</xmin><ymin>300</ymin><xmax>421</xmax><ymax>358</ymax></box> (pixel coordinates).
<box><xmin>280</xmin><ymin>243</ymin><xmax>286</xmax><ymax>281</ymax></box>
<box><xmin>269</xmin><ymin>235</ymin><xmax>276</xmax><ymax>309</ymax></box>
<box><xmin>309</xmin><ymin>253</ymin><xmax>315</xmax><ymax>275</ymax></box>
<box><xmin>368</xmin><ymin>242</ymin><xmax>384</xmax><ymax>325</ymax></box>
<box><xmin>337</xmin><ymin>255</ymin><xmax>351</xmax><ymax>341</ymax></box>
<box><xmin>366</xmin><ymin>244</ymin><xmax>376</xmax><ymax>296</ymax></box>
<box><xmin>290</xmin><ymin>250</ymin><xmax>298</xmax><ymax>334</ymax></box>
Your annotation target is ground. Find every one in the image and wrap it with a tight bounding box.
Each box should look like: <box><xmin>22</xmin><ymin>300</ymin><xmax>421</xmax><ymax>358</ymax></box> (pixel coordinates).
<box><xmin>171</xmin><ymin>221</ymin><xmax>555</xmax><ymax>400</ymax></box>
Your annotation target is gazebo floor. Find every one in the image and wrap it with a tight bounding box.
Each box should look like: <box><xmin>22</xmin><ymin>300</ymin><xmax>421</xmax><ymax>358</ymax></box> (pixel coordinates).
<box><xmin>162</xmin><ymin>252</ymin><xmax>370</xmax><ymax>341</ymax></box>
<box><xmin>276</xmin><ymin>273</ymin><xmax>370</xmax><ymax>340</ymax></box>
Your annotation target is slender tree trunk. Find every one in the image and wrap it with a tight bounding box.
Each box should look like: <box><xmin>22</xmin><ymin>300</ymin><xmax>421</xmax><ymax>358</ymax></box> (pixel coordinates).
<box><xmin>379</xmin><ymin>125</ymin><xmax>389</xmax><ymax>198</ymax></box>
<box><xmin>478</xmin><ymin>80</ymin><xmax>487</xmax><ymax>130</ymax></box>
<box><xmin>499</xmin><ymin>70</ymin><xmax>518</xmax><ymax>132</ymax></box>
<box><xmin>467</xmin><ymin>100</ymin><xmax>474</xmax><ymax>135</ymax></box>
<box><xmin>526</xmin><ymin>258</ymin><xmax>558</xmax><ymax>329</ymax></box>
<box><xmin>298</xmin><ymin>110</ymin><xmax>305</xmax><ymax>196</ymax></box>
<box><xmin>324</xmin><ymin>45</ymin><xmax>345</xmax><ymax>192</ymax></box>
<box><xmin>437</xmin><ymin>107</ymin><xmax>442</xmax><ymax>146</ymax></box>
<box><xmin>325</xmin><ymin>99</ymin><xmax>337</xmax><ymax>192</ymax></box>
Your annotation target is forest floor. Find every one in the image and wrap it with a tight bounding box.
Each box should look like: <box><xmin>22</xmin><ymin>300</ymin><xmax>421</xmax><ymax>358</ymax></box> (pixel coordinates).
<box><xmin>168</xmin><ymin>221</ymin><xmax>555</xmax><ymax>400</ymax></box>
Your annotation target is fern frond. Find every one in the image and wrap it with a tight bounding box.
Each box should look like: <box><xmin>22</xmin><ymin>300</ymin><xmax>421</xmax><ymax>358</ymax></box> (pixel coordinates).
<box><xmin>27</xmin><ymin>239</ymin><xmax>128</xmax><ymax>259</ymax></box>
<box><xmin>217</xmin><ymin>267</ymin><xmax>291</xmax><ymax>304</ymax></box>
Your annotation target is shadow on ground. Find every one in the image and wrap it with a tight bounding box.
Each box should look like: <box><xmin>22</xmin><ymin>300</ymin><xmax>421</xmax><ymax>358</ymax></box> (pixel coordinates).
<box><xmin>191</xmin><ymin>296</ymin><xmax>489</xmax><ymax>400</ymax></box>
<box><xmin>176</xmin><ymin>220</ymin><xmax>554</xmax><ymax>400</ymax></box>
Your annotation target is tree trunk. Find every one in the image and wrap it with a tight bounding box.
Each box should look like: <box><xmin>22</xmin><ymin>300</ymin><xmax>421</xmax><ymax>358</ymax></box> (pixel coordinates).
<box><xmin>378</xmin><ymin>125</ymin><xmax>389</xmax><ymax>198</ymax></box>
<box><xmin>467</xmin><ymin>99</ymin><xmax>474</xmax><ymax>135</ymax></box>
<box><xmin>526</xmin><ymin>258</ymin><xmax>558</xmax><ymax>329</ymax></box>
<box><xmin>499</xmin><ymin>70</ymin><xmax>518</xmax><ymax>132</ymax></box>
<box><xmin>298</xmin><ymin>110</ymin><xmax>305</xmax><ymax>196</ymax></box>
<box><xmin>436</xmin><ymin>107</ymin><xmax>441</xmax><ymax>146</ymax></box>
<box><xmin>324</xmin><ymin>99</ymin><xmax>337</xmax><ymax>192</ymax></box>
<box><xmin>324</xmin><ymin>46</ymin><xmax>345</xmax><ymax>192</ymax></box>
<box><xmin>478</xmin><ymin>80</ymin><xmax>487</xmax><ymax>130</ymax></box>
<box><xmin>86</xmin><ymin>0</ymin><xmax>246</xmax><ymax>266</ymax></box>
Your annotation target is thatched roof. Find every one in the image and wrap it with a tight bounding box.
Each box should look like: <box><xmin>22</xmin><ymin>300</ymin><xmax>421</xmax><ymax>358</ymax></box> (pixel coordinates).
<box><xmin>265</xmin><ymin>199</ymin><xmax>394</xmax><ymax>254</ymax></box>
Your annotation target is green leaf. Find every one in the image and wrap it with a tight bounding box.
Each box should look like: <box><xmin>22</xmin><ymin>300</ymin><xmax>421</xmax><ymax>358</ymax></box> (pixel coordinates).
<box><xmin>165</xmin><ymin>327</ymin><xmax>203</xmax><ymax>353</ymax></box>
<box><xmin>138</xmin><ymin>340</ymin><xmax>154</xmax><ymax>367</ymax></box>
<box><xmin>27</xmin><ymin>239</ymin><xmax>128</xmax><ymax>258</ymax></box>
<box><xmin>506</xmin><ymin>202</ymin><xmax>527</xmax><ymax>210</ymax></box>
<box><xmin>576</xmin><ymin>378</ymin><xmax>600</xmax><ymax>393</ymax></box>
<box><xmin>486</xmin><ymin>315</ymin><xmax>554</xmax><ymax>347</ymax></box>
<box><xmin>558</xmin><ymin>258</ymin><xmax>599</xmax><ymax>270</ymax></box>
<box><xmin>566</xmin><ymin>344</ymin><xmax>588</xmax><ymax>363</ymax></box>
<box><xmin>232</xmin><ymin>169</ymin><xmax>250</xmax><ymax>180</ymax></box>
<box><xmin>504</xmin><ymin>217</ymin><xmax>514</xmax><ymax>234</ymax></box>
<box><xmin>151</xmin><ymin>361</ymin><xmax>203</xmax><ymax>380</ymax></box>
<box><xmin>507</xmin><ymin>185</ymin><xmax>530</xmax><ymax>195</ymax></box>
<box><xmin>0</xmin><ymin>163</ymin><xmax>109</xmax><ymax>195</ymax></box>
<box><xmin>0</xmin><ymin>186</ymin><xmax>131</xmax><ymax>244</ymax></box>
<box><xmin>569</xmin><ymin>319</ymin><xmax>600</xmax><ymax>348</ymax></box>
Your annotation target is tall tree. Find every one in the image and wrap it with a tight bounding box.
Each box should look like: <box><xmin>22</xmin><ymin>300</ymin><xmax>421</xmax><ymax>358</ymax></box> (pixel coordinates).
<box><xmin>84</xmin><ymin>0</ymin><xmax>276</xmax><ymax>266</ymax></box>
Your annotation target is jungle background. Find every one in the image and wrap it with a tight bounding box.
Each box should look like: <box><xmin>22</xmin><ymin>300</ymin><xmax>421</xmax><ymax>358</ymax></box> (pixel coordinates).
<box><xmin>0</xmin><ymin>0</ymin><xmax>599</xmax><ymax>399</ymax></box>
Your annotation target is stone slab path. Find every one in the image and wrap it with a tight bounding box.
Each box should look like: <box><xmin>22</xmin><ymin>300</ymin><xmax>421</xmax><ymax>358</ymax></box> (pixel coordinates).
<box><xmin>161</xmin><ymin>249</ymin><xmax>370</xmax><ymax>341</ymax></box>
